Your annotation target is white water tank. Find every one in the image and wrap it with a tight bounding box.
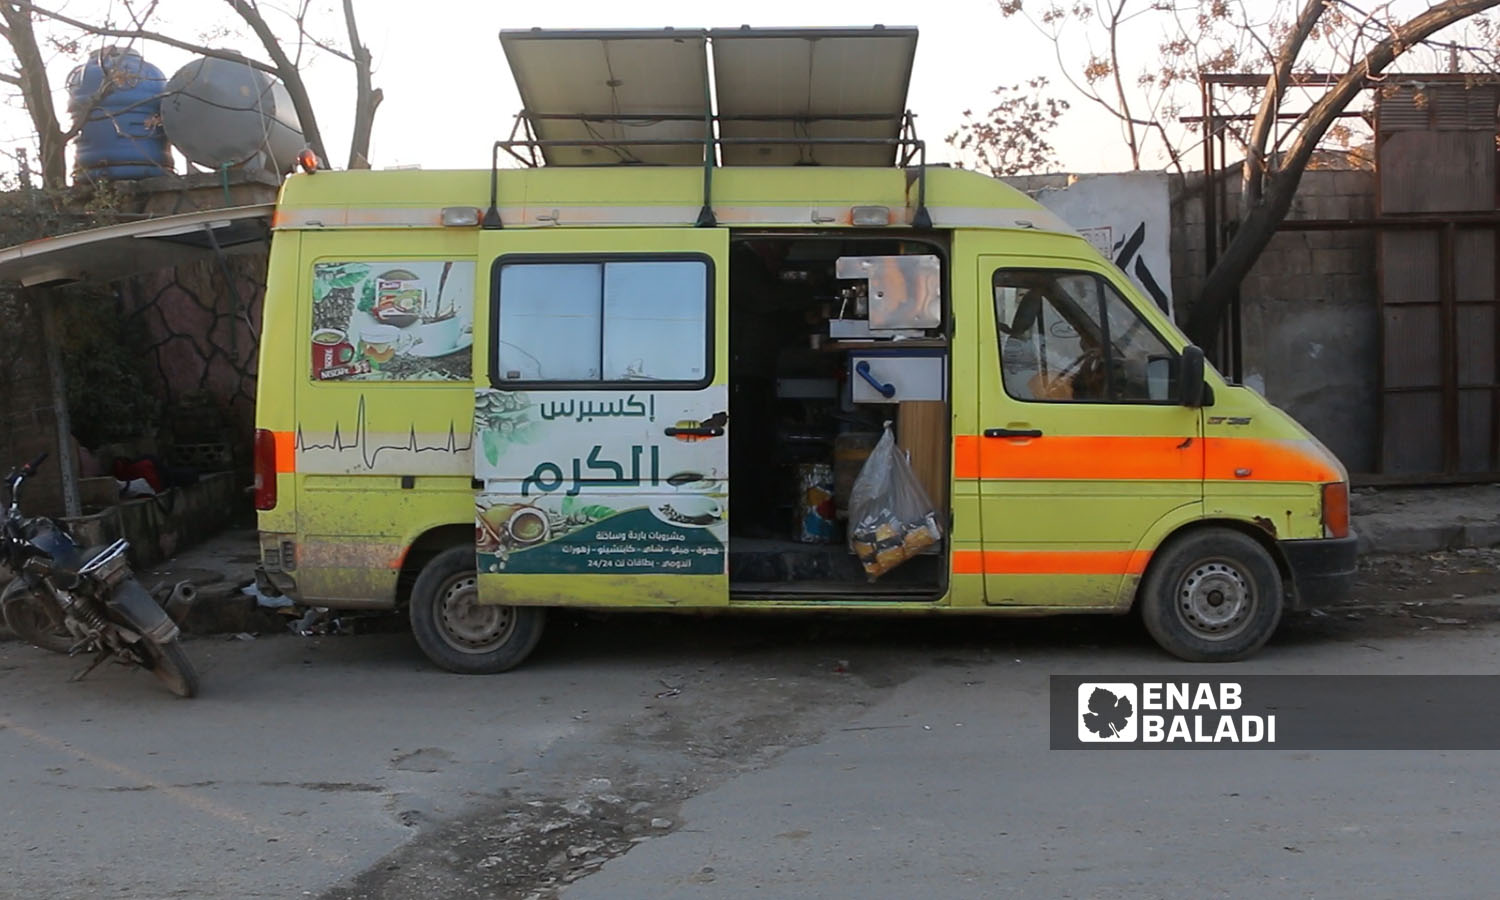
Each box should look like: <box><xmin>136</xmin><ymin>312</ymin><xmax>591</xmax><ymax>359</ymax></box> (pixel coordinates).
<box><xmin>161</xmin><ymin>53</ymin><xmax>304</xmax><ymax>176</ymax></box>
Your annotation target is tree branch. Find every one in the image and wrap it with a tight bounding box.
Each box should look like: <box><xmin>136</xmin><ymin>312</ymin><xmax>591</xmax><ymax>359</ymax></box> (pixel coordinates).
<box><xmin>0</xmin><ymin>1</ymin><xmax>67</xmax><ymax>187</ymax></box>
<box><xmin>225</xmin><ymin>0</ymin><xmax>327</xmax><ymax>165</ymax></box>
<box><xmin>1189</xmin><ymin>0</ymin><xmax>1500</xmax><ymax>347</ymax></box>
<box><xmin>1105</xmin><ymin>0</ymin><xmax>1141</xmax><ymax>168</ymax></box>
<box><xmin>342</xmin><ymin>0</ymin><xmax>378</xmax><ymax>168</ymax></box>
<box><xmin>9</xmin><ymin>0</ymin><xmax>281</xmax><ymax>75</ymax></box>
<box><xmin>1242</xmin><ymin>0</ymin><xmax>1327</xmax><ymax>212</ymax></box>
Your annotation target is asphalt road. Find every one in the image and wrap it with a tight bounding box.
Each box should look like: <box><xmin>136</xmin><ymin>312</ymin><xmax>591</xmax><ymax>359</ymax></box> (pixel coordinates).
<box><xmin>2</xmin><ymin>597</ymin><xmax>1499</xmax><ymax>899</ymax></box>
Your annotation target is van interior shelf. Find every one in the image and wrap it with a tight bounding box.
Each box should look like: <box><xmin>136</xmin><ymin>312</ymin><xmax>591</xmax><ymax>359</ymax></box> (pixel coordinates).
<box><xmin>821</xmin><ymin>339</ymin><xmax>948</xmax><ymax>352</ymax></box>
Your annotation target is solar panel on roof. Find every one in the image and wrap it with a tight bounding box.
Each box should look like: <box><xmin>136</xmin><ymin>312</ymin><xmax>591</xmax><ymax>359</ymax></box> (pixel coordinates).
<box><xmin>709</xmin><ymin>27</ymin><xmax>918</xmax><ymax>167</ymax></box>
<box><xmin>500</xmin><ymin>29</ymin><xmax>711</xmax><ymax>166</ymax></box>
<box><xmin>498</xmin><ymin>26</ymin><xmax>919</xmax><ymax>167</ymax></box>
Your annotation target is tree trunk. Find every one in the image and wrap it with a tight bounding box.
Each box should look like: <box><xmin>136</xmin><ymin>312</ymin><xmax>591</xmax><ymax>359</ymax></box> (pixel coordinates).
<box><xmin>1241</xmin><ymin>0</ymin><xmax>1325</xmax><ymax>214</ymax></box>
<box><xmin>226</xmin><ymin>0</ymin><xmax>328</xmax><ymax>168</ymax></box>
<box><xmin>1186</xmin><ymin>0</ymin><xmax>1500</xmax><ymax>348</ymax></box>
<box><xmin>342</xmin><ymin>0</ymin><xmax>380</xmax><ymax>169</ymax></box>
<box><xmin>0</xmin><ymin>2</ymin><xmax>66</xmax><ymax>188</ymax></box>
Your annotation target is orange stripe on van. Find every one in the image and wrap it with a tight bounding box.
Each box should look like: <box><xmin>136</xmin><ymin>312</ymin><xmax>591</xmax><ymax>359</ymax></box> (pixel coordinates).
<box><xmin>952</xmin><ymin>549</ymin><xmax>1150</xmax><ymax>576</ymax></box>
<box><xmin>273</xmin><ymin>430</ymin><xmax>296</xmax><ymax>473</ymax></box>
<box><xmin>951</xmin><ymin>435</ymin><xmax>1338</xmax><ymax>483</ymax></box>
<box><xmin>1202</xmin><ymin>438</ymin><xmax>1341</xmax><ymax>483</ymax></box>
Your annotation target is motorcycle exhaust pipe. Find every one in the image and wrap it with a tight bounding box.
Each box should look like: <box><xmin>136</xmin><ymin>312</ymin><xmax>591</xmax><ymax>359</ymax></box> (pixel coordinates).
<box><xmin>163</xmin><ymin>581</ymin><xmax>198</xmax><ymax>625</ymax></box>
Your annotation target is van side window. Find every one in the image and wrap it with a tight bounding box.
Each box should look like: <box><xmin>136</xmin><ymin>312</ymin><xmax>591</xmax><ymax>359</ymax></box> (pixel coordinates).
<box><xmin>493</xmin><ymin>258</ymin><xmax>710</xmax><ymax>387</ymax></box>
<box><xmin>993</xmin><ymin>269</ymin><xmax>1177</xmax><ymax>403</ymax></box>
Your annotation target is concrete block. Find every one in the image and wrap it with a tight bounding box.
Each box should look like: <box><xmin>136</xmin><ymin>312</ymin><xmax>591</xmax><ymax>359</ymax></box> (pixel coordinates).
<box><xmin>1355</xmin><ymin>516</ymin><xmax>1464</xmax><ymax>554</ymax></box>
<box><xmin>1460</xmin><ymin>521</ymin><xmax>1500</xmax><ymax>548</ymax></box>
<box><xmin>1313</xmin><ymin>248</ymin><xmax>1367</xmax><ymax>276</ymax></box>
<box><xmin>1276</xmin><ymin>246</ymin><xmax>1315</xmax><ymax>275</ymax></box>
<box><xmin>79</xmin><ymin>477</ymin><xmax>119</xmax><ymax>510</ymax></box>
<box><xmin>1335</xmin><ymin>170</ymin><xmax>1375</xmax><ymax>195</ymax></box>
<box><xmin>1311</xmin><ymin>194</ymin><xmax>1353</xmax><ymax>220</ymax></box>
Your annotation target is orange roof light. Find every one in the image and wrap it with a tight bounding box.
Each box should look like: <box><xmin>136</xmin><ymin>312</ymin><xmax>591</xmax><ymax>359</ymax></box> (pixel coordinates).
<box><xmin>297</xmin><ymin>149</ymin><xmax>320</xmax><ymax>173</ymax></box>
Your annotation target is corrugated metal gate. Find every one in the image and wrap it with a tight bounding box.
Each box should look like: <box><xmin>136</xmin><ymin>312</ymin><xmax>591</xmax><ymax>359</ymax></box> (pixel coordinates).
<box><xmin>1376</xmin><ymin>83</ymin><xmax>1500</xmax><ymax>476</ymax></box>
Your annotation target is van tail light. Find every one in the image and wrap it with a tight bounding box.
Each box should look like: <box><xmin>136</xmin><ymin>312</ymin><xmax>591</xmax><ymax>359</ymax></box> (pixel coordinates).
<box><xmin>253</xmin><ymin>428</ymin><xmax>278</xmax><ymax>511</ymax></box>
<box><xmin>1321</xmin><ymin>482</ymin><xmax>1349</xmax><ymax>539</ymax></box>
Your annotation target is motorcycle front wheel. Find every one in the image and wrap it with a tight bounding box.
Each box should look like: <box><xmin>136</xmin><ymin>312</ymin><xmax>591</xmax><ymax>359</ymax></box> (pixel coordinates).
<box><xmin>1</xmin><ymin>581</ymin><xmax>73</xmax><ymax>654</ymax></box>
<box><xmin>141</xmin><ymin>637</ymin><xmax>198</xmax><ymax>698</ymax></box>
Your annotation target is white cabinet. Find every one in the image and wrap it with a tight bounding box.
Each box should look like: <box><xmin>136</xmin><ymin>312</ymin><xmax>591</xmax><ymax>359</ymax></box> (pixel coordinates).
<box><xmin>849</xmin><ymin>352</ymin><xmax>946</xmax><ymax>404</ymax></box>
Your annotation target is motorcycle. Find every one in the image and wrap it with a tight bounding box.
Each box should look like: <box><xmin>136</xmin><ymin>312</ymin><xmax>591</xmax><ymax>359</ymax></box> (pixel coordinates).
<box><xmin>0</xmin><ymin>453</ymin><xmax>199</xmax><ymax>697</ymax></box>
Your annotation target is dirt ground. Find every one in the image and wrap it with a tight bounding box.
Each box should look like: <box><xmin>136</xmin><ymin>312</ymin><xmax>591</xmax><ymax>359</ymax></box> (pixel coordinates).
<box><xmin>319</xmin><ymin>548</ymin><xmax>1500</xmax><ymax>900</ymax></box>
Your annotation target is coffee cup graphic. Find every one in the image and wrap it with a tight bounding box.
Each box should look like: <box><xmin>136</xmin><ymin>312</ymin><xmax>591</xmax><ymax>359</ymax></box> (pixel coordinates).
<box><xmin>358</xmin><ymin>322</ymin><xmax>415</xmax><ymax>366</ymax></box>
<box><xmin>410</xmin><ymin>314</ymin><xmax>465</xmax><ymax>357</ymax></box>
<box><xmin>506</xmin><ymin>507</ymin><xmax>550</xmax><ymax>545</ymax></box>
<box><xmin>312</xmin><ymin>328</ymin><xmax>355</xmax><ymax>376</ymax></box>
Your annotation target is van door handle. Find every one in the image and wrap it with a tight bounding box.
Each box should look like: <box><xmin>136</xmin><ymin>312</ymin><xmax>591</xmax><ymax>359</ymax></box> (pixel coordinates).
<box><xmin>664</xmin><ymin>426</ymin><xmax>725</xmax><ymax>438</ymax></box>
<box><xmin>984</xmin><ymin>428</ymin><xmax>1043</xmax><ymax>438</ymax></box>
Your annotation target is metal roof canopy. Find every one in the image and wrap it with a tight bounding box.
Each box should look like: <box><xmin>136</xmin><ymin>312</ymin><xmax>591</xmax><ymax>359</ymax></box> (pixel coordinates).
<box><xmin>500</xmin><ymin>28</ymin><xmax>711</xmax><ymax>166</ymax></box>
<box><xmin>710</xmin><ymin>26</ymin><xmax>917</xmax><ymax>166</ymax></box>
<box><xmin>0</xmin><ymin>203</ymin><xmax>272</xmax><ymax>519</ymax></box>
<box><xmin>498</xmin><ymin>26</ymin><xmax>919</xmax><ymax>168</ymax></box>
<box><xmin>0</xmin><ymin>204</ymin><xmax>272</xmax><ymax>287</ymax></box>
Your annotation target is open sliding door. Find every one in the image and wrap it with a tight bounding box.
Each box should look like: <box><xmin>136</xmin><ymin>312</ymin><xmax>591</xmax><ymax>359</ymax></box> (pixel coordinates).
<box><xmin>472</xmin><ymin>228</ymin><xmax>731</xmax><ymax>608</ymax></box>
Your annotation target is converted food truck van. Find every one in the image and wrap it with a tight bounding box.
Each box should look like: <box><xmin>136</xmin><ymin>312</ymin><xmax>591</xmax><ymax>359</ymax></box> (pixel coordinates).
<box><xmin>250</xmin><ymin>27</ymin><xmax>1357</xmax><ymax>672</ymax></box>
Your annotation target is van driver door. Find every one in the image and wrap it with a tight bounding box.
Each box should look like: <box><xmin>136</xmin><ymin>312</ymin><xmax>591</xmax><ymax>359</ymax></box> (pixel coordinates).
<box><xmin>472</xmin><ymin>228</ymin><xmax>730</xmax><ymax>609</ymax></box>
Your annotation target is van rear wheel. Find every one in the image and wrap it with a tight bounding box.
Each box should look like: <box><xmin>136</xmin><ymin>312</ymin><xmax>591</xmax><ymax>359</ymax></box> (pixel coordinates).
<box><xmin>1139</xmin><ymin>528</ymin><xmax>1283</xmax><ymax>662</ymax></box>
<box><xmin>409</xmin><ymin>546</ymin><xmax>545</xmax><ymax>674</ymax></box>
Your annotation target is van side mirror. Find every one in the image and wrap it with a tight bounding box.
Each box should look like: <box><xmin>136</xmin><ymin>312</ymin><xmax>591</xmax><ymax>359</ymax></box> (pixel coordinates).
<box><xmin>1180</xmin><ymin>345</ymin><xmax>1207</xmax><ymax>408</ymax></box>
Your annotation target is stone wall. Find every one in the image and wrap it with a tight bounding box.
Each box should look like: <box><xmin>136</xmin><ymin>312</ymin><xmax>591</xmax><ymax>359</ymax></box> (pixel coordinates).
<box><xmin>120</xmin><ymin>252</ymin><xmax>267</xmax><ymax>469</ymax></box>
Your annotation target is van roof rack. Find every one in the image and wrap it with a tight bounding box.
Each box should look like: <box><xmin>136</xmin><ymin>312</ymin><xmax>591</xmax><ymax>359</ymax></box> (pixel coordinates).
<box><xmin>484</xmin><ymin>26</ymin><xmax>931</xmax><ymax>230</ymax></box>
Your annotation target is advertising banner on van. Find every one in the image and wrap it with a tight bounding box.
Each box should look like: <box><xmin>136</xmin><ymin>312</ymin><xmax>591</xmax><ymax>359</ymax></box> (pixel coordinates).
<box><xmin>311</xmin><ymin>259</ymin><xmax>475</xmax><ymax>382</ymax></box>
<box><xmin>472</xmin><ymin>387</ymin><xmax>728</xmax><ymax>576</ymax></box>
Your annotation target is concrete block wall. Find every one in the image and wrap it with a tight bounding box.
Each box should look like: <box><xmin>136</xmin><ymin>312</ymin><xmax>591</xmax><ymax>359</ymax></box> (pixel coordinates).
<box><xmin>1170</xmin><ymin>170</ymin><xmax>1380</xmax><ymax>473</ymax></box>
<box><xmin>1008</xmin><ymin>168</ymin><xmax>1381</xmax><ymax>472</ymax></box>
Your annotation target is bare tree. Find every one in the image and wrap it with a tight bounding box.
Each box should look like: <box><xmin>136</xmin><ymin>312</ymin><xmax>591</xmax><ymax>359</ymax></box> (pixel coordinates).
<box><xmin>1</xmin><ymin>1</ymin><xmax>71</xmax><ymax>188</ymax></box>
<box><xmin>995</xmin><ymin>0</ymin><xmax>1204</xmax><ymax>172</ymax></box>
<box><xmin>977</xmin><ymin>0</ymin><xmax>1500</xmax><ymax>346</ymax></box>
<box><xmin>947</xmin><ymin>78</ymin><xmax>1070</xmax><ymax>177</ymax></box>
<box><xmin>1186</xmin><ymin>0</ymin><xmax>1500</xmax><ymax>345</ymax></box>
<box><xmin>1</xmin><ymin>0</ymin><xmax>381</xmax><ymax>186</ymax></box>
<box><xmin>1239</xmin><ymin>0</ymin><xmax>1327</xmax><ymax>213</ymax></box>
<box><xmin>224</xmin><ymin>0</ymin><xmax>328</xmax><ymax>165</ymax></box>
<box><xmin>341</xmin><ymin>0</ymin><xmax>380</xmax><ymax>169</ymax></box>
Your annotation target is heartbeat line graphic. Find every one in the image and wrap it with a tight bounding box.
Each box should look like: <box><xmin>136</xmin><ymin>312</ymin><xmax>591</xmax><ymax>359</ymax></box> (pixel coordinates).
<box><xmin>295</xmin><ymin>395</ymin><xmax>473</xmax><ymax>471</ymax></box>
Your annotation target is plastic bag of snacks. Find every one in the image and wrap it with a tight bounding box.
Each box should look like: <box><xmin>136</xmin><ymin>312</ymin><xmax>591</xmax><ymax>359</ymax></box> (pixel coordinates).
<box><xmin>796</xmin><ymin>463</ymin><xmax>836</xmax><ymax>543</ymax></box>
<box><xmin>847</xmin><ymin>422</ymin><xmax>943</xmax><ymax>579</ymax></box>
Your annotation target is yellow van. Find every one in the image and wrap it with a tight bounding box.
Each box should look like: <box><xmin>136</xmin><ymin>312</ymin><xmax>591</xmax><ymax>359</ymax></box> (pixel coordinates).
<box><xmin>252</xmin><ymin>27</ymin><xmax>1355</xmax><ymax>673</ymax></box>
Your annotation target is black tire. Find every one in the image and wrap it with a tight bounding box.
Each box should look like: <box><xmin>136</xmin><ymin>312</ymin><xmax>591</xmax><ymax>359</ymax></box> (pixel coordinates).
<box><xmin>409</xmin><ymin>546</ymin><xmax>545</xmax><ymax>674</ymax></box>
<box><xmin>142</xmin><ymin>637</ymin><xmax>199</xmax><ymax>698</ymax></box>
<box><xmin>1139</xmin><ymin>527</ymin><xmax>1284</xmax><ymax>662</ymax></box>
<box><xmin>1</xmin><ymin>580</ymin><xmax>73</xmax><ymax>654</ymax></box>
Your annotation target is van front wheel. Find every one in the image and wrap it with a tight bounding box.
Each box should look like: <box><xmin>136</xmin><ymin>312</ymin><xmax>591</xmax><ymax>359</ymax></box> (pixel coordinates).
<box><xmin>409</xmin><ymin>546</ymin><xmax>545</xmax><ymax>674</ymax></box>
<box><xmin>1139</xmin><ymin>528</ymin><xmax>1283</xmax><ymax>662</ymax></box>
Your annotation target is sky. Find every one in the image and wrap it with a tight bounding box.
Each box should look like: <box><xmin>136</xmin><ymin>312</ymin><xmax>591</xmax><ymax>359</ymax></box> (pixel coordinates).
<box><xmin>0</xmin><ymin>0</ymin><xmax>1483</xmax><ymax>180</ymax></box>
<box><xmin>0</xmin><ymin>0</ymin><xmax>1142</xmax><ymax>178</ymax></box>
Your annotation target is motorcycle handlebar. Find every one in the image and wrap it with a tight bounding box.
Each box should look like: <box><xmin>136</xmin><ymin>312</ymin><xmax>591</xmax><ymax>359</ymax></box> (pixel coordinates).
<box><xmin>5</xmin><ymin>451</ymin><xmax>46</xmax><ymax>498</ymax></box>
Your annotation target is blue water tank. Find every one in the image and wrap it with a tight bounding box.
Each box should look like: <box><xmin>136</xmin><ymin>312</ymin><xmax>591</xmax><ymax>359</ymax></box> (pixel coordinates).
<box><xmin>67</xmin><ymin>46</ymin><xmax>174</xmax><ymax>181</ymax></box>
